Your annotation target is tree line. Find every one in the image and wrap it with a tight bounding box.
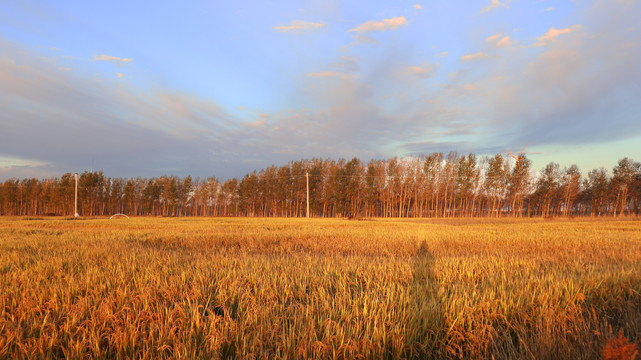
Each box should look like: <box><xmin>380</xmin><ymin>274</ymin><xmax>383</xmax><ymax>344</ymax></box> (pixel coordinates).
<box><xmin>1</xmin><ymin>154</ymin><xmax>640</xmax><ymax>218</ymax></box>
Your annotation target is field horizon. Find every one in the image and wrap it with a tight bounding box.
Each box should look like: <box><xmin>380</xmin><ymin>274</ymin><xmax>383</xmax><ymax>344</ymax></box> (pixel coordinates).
<box><xmin>1</xmin><ymin>216</ymin><xmax>640</xmax><ymax>359</ymax></box>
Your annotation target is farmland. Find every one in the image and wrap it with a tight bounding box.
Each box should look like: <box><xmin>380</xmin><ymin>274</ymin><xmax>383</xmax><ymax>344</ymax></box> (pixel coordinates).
<box><xmin>1</xmin><ymin>217</ymin><xmax>640</xmax><ymax>359</ymax></box>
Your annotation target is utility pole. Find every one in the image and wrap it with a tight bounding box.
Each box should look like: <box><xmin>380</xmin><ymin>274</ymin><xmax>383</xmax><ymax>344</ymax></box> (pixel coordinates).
<box><xmin>74</xmin><ymin>173</ymin><xmax>79</xmax><ymax>218</ymax></box>
<box><xmin>306</xmin><ymin>171</ymin><xmax>310</xmax><ymax>218</ymax></box>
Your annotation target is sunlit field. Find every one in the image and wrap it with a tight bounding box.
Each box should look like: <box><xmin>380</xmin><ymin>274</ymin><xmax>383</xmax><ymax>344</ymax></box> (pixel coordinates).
<box><xmin>1</xmin><ymin>217</ymin><xmax>640</xmax><ymax>359</ymax></box>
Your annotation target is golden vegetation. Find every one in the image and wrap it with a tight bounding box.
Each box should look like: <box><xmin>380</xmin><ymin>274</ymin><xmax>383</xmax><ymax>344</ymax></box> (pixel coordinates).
<box><xmin>1</xmin><ymin>217</ymin><xmax>640</xmax><ymax>359</ymax></box>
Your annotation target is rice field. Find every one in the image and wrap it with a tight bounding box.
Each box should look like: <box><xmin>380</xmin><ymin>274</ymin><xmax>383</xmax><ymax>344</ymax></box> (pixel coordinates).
<box><xmin>1</xmin><ymin>217</ymin><xmax>640</xmax><ymax>359</ymax></box>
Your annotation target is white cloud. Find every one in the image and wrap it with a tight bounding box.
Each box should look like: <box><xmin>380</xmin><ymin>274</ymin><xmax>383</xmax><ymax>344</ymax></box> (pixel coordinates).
<box><xmin>306</xmin><ymin>71</ymin><xmax>340</xmax><ymax>78</ymax></box>
<box><xmin>496</xmin><ymin>36</ymin><xmax>512</xmax><ymax>47</ymax></box>
<box><xmin>92</xmin><ymin>54</ymin><xmax>133</xmax><ymax>66</ymax></box>
<box><xmin>486</xmin><ymin>33</ymin><xmax>502</xmax><ymax>42</ymax></box>
<box><xmin>307</xmin><ymin>71</ymin><xmax>361</xmax><ymax>83</ymax></box>
<box><xmin>545</xmin><ymin>7</ymin><xmax>555</xmax><ymax>12</ymax></box>
<box><xmin>414</xmin><ymin>4</ymin><xmax>423</xmax><ymax>10</ymax></box>
<box><xmin>273</xmin><ymin>20</ymin><xmax>325</xmax><ymax>32</ymax></box>
<box><xmin>460</xmin><ymin>52</ymin><xmax>489</xmax><ymax>61</ymax></box>
<box><xmin>487</xmin><ymin>33</ymin><xmax>512</xmax><ymax>47</ymax></box>
<box><xmin>115</xmin><ymin>72</ymin><xmax>124</xmax><ymax>78</ymax></box>
<box><xmin>58</xmin><ymin>67</ymin><xmax>71</xmax><ymax>71</ymax></box>
<box><xmin>407</xmin><ymin>63</ymin><xmax>436</xmax><ymax>78</ymax></box>
<box><xmin>348</xmin><ymin>16</ymin><xmax>407</xmax><ymax>33</ymax></box>
<box><xmin>534</xmin><ymin>25</ymin><xmax>580</xmax><ymax>46</ymax></box>
<box><xmin>481</xmin><ymin>0</ymin><xmax>506</xmax><ymax>13</ymax></box>
<box><xmin>243</xmin><ymin>114</ymin><xmax>270</xmax><ymax>128</ymax></box>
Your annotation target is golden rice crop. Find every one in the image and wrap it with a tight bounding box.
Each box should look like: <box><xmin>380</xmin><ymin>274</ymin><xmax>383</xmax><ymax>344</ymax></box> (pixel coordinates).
<box><xmin>0</xmin><ymin>217</ymin><xmax>640</xmax><ymax>359</ymax></box>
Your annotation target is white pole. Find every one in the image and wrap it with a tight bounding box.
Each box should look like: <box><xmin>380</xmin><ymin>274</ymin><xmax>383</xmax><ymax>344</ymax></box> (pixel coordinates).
<box><xmin>306</xmin><ymin>171</ymin><xmax>310</xmax><ymax>218</ymax></box>
<box><xmin>74</xmin><ymin>173</ymin><xmax>79</xmax><ymax>217</ymax></box>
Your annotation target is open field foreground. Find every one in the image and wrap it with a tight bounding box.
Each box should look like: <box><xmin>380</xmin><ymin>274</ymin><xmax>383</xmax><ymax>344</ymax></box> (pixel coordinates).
<box><xmin>1</xmin><ymin>217</ymin><xmax>640</xmax><ymax>359</ymax></box>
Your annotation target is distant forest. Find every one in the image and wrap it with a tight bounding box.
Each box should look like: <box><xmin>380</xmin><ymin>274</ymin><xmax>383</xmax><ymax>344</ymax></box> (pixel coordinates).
<box><xmin>1</xmin><ymin>154</ymin><xmax>640</xmax><ymax>217</ymax></box>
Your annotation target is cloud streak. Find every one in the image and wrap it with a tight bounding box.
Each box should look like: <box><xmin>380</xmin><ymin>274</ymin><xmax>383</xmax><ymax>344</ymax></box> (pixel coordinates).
<box><xmin>92</xmin><ymin>54</ymin><xmax>133</xmax><ymax>66</ymax></box>
<box><xmin>348</xmin><ymin>16</ymin><xmax>407</xmax><ymax>33</ymax></box>
<box><xmin>534</xmin><ymin>26</ymin><xmax>580</xmax><ymax>46</ymax></box>
<box><xmin>273</xmin><ymin>20</ymin><xmax>325</xmax><ymax>33</ymax></box>
<box><xmin>481</xmin><ymin>0</ymin><xmax>506</xmax><ymax>13</ymax></box>
<box><xmin>306</xmin><ymin>71</ymin><xmax>340</xmax><ymax>78</ymax></box>
<box><xmin>460</xmin><ymin>52</ymin><xmax>489</xmax><ymax>61</ymax></box>
<box><xmin>487</xmin><ymin>33</ymin><xmax>512</xmax><ymax>47</ymax></box>
<box><xmin>406</xmin><ymin>63</ymin><xmax>436</xmax><ymax>78</ymax></box>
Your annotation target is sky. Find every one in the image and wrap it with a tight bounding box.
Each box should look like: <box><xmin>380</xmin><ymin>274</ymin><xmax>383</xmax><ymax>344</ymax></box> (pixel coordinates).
<box><xmin>1</xmin><ymin>0</ymin><xmax>640</xmax><ymax>180</ymax></box>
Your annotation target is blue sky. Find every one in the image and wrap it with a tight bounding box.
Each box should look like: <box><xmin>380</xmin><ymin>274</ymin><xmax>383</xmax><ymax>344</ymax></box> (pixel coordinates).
<box><xmin>1</xmin><ymin>0</ymin><xmax>640</xmax><ymax>179</ymax></box>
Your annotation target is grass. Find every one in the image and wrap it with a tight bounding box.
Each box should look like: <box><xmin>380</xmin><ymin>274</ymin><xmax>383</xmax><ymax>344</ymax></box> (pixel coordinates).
<box><xmin>1</xmin><ymin>216</ymin><xmax>640</xmax><ymax>359</ymax></box>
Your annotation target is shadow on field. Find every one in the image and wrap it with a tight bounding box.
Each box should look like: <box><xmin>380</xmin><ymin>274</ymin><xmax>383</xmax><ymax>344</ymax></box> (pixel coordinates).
<box><xmin>406</xmin><ymin>240</ymin><xmax>444</xmax><ymax>359</ymax></box>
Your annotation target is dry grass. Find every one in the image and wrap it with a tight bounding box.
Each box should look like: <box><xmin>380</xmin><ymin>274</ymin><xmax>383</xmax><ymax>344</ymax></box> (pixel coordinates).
<box><xmin>1</xmin><ymin>217</ymin><xmax>640</xmax><ymax>359</ymax></box>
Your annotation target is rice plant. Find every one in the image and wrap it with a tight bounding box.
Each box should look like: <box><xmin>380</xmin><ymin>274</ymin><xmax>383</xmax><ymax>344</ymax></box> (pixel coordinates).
<box><xmin>0</xmin><ymin>217</ymin><xmax>639</xmax><ymax>358</ymax></box>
